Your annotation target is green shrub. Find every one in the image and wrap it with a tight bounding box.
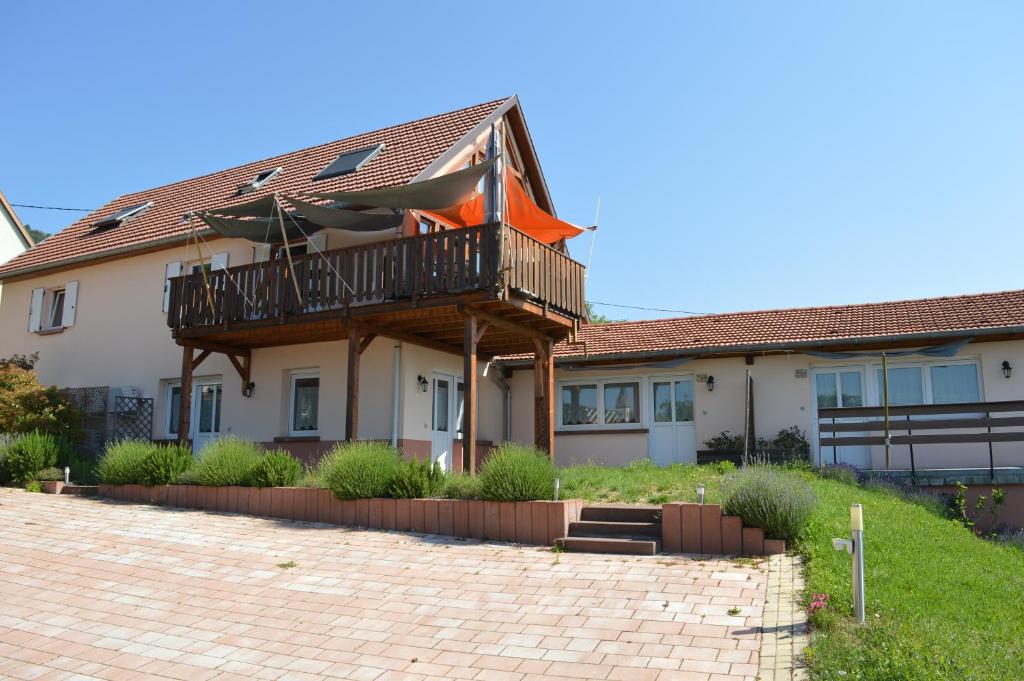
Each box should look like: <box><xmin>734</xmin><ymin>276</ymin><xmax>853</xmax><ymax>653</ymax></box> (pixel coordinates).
<box><xmin>713</xmin><ymin>460</ymin><xmax>736</xmax><ymax>475</ymax></box>
<box><xmin>192</xmin><ymin>436</ymin><xmax>262</xmax><ymax>486</ymax></box>
<box><xmin>721</xmin><ymin>466</ymin><xmax>816</xmax><ymax>541</ymax></box>
<box><xmin>139</xmin><ymin>443</ymin><xmax>193</xmax><ymax>486</ymax></box>
<box><xmin>250</xmin><ymin>450</ymin><xmax>303</xmax><ymax>488</ymax></box>
<box><xmin>319</xmin><ymin>441</ymin><xmax>400</xmax><ymax>499</ymax></box>
<box><xmin>2</xmin><ymin>431</ymin><xmax>64</xmax><ymax>484</ymax></box>
<box><xmin>67</xmin><ymin>456</ymin><xmax>98</xmax><ymax>484</ymax></box>
<box><xmin>443</xmin><ymin>474</ymin><xmax>481</xmax><ymax>500</ymax></box>
<box><xmin>703</xmin><ymin>431</ymin><xmax>744</xmax><ymax>451</ymax></box>
<box><xmin>36</xmin><ymin>467</ymin><xmax>65</xmax><ymax>481</ymax></box>
<box><xmin>390</xmin><ymin>459</ymin><xmax>446</xmax><ymax>498</ymax></box>
<box><xmin>96</xmin><ymin>439</ymin><xmax>153</xmax><ymax>485</ymax></box>
<box><xmin>478</xmin><ymin>443</ymin><xmax>555</xmax><ymax>502</ymax></box>
<box><xmin>0</xmin><ymin>361</ymin><xmax>85</xmax><ymax>443</ymax></box>
<box><xmin>24</xmin><ymin>480</ymin><xmax>42</xmax><ymax>493</ymax></box>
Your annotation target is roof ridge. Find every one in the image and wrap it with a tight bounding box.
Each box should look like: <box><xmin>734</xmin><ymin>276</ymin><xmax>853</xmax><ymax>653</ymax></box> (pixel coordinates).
<box><xmin>115</xmin><ymin>97</ymin><xmax>511</xmax><ymax>201</ymax></box>
<box><xmin>588</xmin><ymin>288</ymin><xmax>1024</xmax><ymax>329</ymax></box>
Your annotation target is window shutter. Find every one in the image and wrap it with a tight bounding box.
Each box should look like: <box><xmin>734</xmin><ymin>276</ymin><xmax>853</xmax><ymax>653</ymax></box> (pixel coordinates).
<box><xmin>253</xmin><ymin>244</ymin><xmax>271</xmax><ymax>263</ymax></box>
<box><xmin>163</xmin><ymin>261</ymin><xmax>182</xmax><ymax>312</ymax></box>
<box><xmin>211</xmin><ymin>252</ymin><xmax>229</xmax><ymax>271</ymax></box>
<box><xmin>28</xmin><ymin>288</ymin><xmax>43</xmax><ymax>332</ymax></box>
<box><xmin>63</xmin><ymin>281</ymin><xmax>79</xmax><ymax>327</ymax></box>
<box><xmin>306</xmin><ymin>231</ymin><xmax>327</xmax><ymax>254</ymax></box>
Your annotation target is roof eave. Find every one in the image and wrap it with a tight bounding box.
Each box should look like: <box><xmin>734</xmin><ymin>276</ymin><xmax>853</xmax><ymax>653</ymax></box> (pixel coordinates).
<box><xmin>0</xmin><ymin>190</ymin><xmax>33</xmax><ymax>249</ymax></box>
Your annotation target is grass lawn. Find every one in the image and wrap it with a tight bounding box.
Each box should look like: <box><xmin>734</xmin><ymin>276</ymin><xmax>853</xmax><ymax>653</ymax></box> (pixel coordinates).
<box><xmin>558</xmin><ymin>461</ymin><xmax>1024</xmax><ymax>679</ymax></box>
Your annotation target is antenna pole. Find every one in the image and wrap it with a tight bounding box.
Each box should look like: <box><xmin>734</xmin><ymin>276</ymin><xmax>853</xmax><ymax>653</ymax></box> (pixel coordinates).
<box><xmin>584</xmin><ymin>197</ymin><xmax>600</xmax><ymax>280</ymax></box>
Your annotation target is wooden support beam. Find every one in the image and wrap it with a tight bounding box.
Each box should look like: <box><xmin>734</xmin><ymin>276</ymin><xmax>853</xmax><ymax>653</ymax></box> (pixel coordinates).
<box><xmin>464</xmin><ymin>313</ymin><xmax>479</xmax><ymax>476</ymax></box>
<box><xmin>459</xmin><ymin>304</ymin><xmax>548</xmax><ymax>342</ymax></box>
<box><xmin>532</xmin><ymin>338</ymin><xmax>554</xmax><ymax>461</ymax></box>
<box><xmin>358</xmin><ymin>323</ymin><xmax>467</xmax><ymax>358</ymax></box>
<box><xmin>178</xmin><ymin>338</ymin><xmax>246</xmax><ymax>356</ymax></box>
<box><xmin>191</xmin><ymin>349</ymin><xmax>212</xmax><ymax>371</ymax></box>
<box><xmin>474</xmin><ymin>321</ymin><xmax>490</xmax><ymax>346</ymax></box>
<box><xmin>358</xmin><ymin>332</ymin><xmax>377</xmax><ymax>355</ymax></box>
<box><xmin>179</xmin><ymin>345</ymin><xmax>193</xmax><ymax>446</ymax></box>
<box><xmin>345</xmin><ymin>326</ymin><xmax>361</xmax><ymax>441</ymax></box>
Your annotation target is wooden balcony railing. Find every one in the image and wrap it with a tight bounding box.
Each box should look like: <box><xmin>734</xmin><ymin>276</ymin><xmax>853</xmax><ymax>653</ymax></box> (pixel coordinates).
<box><xmin>167</xmin><ymin>223</ymin><xmax>586</xmax><ymax>333</ymax></box>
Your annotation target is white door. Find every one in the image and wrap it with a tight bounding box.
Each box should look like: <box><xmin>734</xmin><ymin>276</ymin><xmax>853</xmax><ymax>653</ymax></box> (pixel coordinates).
<box><xmin>192</xmin><ymin>381</ymin><xmax>223</xmax><ymax>453</ymax></box>
<box><xmin>649</xmin><ymin>377</ymin><xmax>697</xmax><ymax>466</ymax></box>
<box><xmin>813</xmin><ymin>367</ymin><xmax>869</xmax><ymax>468</ymax></box>
<box><xmin>431</xmin><ymin>374</ymin><xmax>454</xmax><ymax>471</ymax></box>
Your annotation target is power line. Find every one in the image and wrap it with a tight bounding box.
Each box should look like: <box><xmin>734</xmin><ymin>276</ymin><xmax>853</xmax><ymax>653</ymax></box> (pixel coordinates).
<box><xmin>11</xmin><ymin>203</ymin><xmax>95</xmax><ymax>212</ymax></box>
<box><xmin>586</xmin><ymin>300</ymin><xmax>714</xmax><ymax>315</ymax></box>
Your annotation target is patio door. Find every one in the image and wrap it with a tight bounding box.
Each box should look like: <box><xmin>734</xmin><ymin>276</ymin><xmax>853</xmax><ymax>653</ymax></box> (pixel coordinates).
<box><xmin>192</xmin><ymin>381</ymin><xmax>223</xmax><ymax>453</ymax></box>
<box><xmin>812</xmin><ymin>367</ymin><xmax>869</xmax><ymax>468</ymax></box>
<box><xmin>649</xmin><ymin>377</ymin><xmax>697</xmax><ymax>466</ymax></box>
<box><xmin>430</xmin><ymin>373</ymin><xmax>464</xmax><ymax>472</ymax></box>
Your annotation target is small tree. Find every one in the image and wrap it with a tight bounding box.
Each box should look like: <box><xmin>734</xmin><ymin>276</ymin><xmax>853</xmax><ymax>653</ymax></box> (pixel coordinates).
<box><xmin>0</xmin><ymin>358</ymin><xmax>84</xmax><ymax>443</ymax></box>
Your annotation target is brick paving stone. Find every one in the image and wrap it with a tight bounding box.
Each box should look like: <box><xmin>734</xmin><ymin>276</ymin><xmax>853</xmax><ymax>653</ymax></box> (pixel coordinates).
<box><xmin>757</xmin><ymin>555</ymin><xmax>809</xmax><ymax>681</ymax></box>
<box><xmin>0</xmin><ymin>489</ymin><xmax>768</xmax><ymax>680</ymax></box>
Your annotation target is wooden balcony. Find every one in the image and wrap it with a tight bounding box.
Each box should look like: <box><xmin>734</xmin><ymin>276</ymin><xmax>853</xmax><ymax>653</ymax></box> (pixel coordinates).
<box><xmin>168</xmin><ymin>223</ymin><xmax>585</xmax><ymax>357</ymax></box>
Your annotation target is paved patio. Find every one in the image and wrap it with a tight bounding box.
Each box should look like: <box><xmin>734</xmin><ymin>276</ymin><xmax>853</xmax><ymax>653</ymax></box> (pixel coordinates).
<box><xmin>0</xmin><ymin>489</ymin><xmax>766</xmax><ymax>681</ymax></box>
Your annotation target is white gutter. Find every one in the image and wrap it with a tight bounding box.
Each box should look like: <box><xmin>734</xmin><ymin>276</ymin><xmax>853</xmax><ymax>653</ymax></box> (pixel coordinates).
<box><xmin>391</xmin><ymin>342</ymin><xmax>401</xmax><ymax>448</ymax></box>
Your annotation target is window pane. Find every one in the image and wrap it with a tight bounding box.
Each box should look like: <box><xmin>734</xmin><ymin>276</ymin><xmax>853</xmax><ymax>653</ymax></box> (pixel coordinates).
<box><xmin>876</xmin><ymin>367</ymin><xmax>924</xmax><ymax>406</ymax></box>
<box><xmin>199</xmin><ymin>385</ymin><xmax>216</xmax><ymax>433</ymax></box>
<box><xmin>930</xmin><ymin>364</ymin><xmax>980</xmax><ymax>404</ymax></box>
<box><xmin>815</xmin><ymin>373</ymin><xmax>838</xmax><ymax>409</ymax></box>
<box><xmin>653</xmin><ymin>383</ymin><xmax>672</xmax><ymax>423</ymax></box>
<box><xmin>168</xmin><ymin>386</ymin><xmax>181</xmax><ymax>434</ymax></box>
<box><xmin>434</xmin><ymin>379</ymin><xmax>449</xmax><ymax>432</ymax></box>
<box><xmin>674</xmin><ymin>380</ymin><xmax>695</xmax><ymax>421</ymax></box>
<box><xmin>604</xmin><ymin>382</ymin><xmax>639</xmax><ymax>424</ymax></box>
<box><xmin>213</xmin><ymin>385</ymin><xmax>222</xmax><ymax>432</ymax></box>
<box><xmin>456</xmin><ymin>381</ymin><xmax>465</xmax><ymax>438</ymax></box>
<box><xmin>839</xmin><ymin>371</ymin><xmax>863</xmax><ymax>407</ymax></box>
<box><xmin>49</xmin><ymin>290</ymin><xmax>65</xmax><ymax>328</ymax></box>
<box><xmin>562</xmin><ymin>384</ymin><xmax>597</xmax><ymax>425</ymax></box>
<box><xmin>292</xmin><ymin>376</ymin><xmax>319</xmax><ymax>432</ymax></box>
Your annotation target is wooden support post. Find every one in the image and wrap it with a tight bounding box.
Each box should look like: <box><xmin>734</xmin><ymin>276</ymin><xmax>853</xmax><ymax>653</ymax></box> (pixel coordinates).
<box><xmin>464</xmin><ymin>313</ymin><xmax>479</xmax><ymax>475</ymax></box>
<box><xmin>179</xmin><ymin>345</ymin><xmax>193</xmax><ymax>446</ymax></box>
<box><xmin>533</xmin><ymin>338</ymin><xmax>555</xmax><ymax>461</ymax></box>
<box><xmin>346</xmin><ymin>327</ymin><xmax>361</xmax><ymax>441</ymax></box>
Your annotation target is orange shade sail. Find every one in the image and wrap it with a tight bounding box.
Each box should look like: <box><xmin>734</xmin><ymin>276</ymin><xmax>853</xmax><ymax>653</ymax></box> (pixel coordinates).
<box><xmin>424</xmin><ymin>173</ymin><xmax>586</xmax><ymax>245</ymax></box>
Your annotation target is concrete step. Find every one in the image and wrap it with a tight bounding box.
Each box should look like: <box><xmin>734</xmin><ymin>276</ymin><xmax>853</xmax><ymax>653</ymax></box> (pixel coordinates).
<box><xmin>556</xmin><ymin>536</ymin><xmax>661</xmax><ymax>556</ymax></box>
<box><xmin>568</xmin><ymin>520</ymin><xmax>661</xmax><ymax>538</ymax></box>
<box><xmin>579</xmin><ymin>504</ymin><xmax>662</xmax><ymax>524</ymax></box>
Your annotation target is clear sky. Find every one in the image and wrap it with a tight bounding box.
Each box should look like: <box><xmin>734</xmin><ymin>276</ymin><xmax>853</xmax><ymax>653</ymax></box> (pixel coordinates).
<box><xmin>2</xmin><ymin>2</ymin><xmax>1022</xmax><ymax>319</ymax></box>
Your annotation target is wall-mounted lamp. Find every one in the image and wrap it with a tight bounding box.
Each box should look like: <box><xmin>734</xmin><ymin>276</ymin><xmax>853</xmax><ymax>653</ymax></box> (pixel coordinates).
<box><xmin>242</xmin><ymin>382</ymin><xmax>255</xmax><ymax>398</ymax></box>
<box><xmin>417</xmin><ymin>375</ymin><xmax>429</xmax><ymax>393</ymax></box>
<box><xmin>1002</xmin><ymin>361</ymin><xmax>1012</xmax><ymax>379</ymax></box>
<box><xmin>705</xmin><ymin>375</ymin><xmax>715</xmax><ymax>392</ymax></box>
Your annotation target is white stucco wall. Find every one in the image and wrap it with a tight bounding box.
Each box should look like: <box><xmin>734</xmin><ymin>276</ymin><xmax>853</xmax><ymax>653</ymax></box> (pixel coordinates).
<box><xmin>508</xmin><ymin>342</ymin><xmax>1024</xmax><ymax>471</ymax></box>
<box><xmin>0</xmin><ymin>205</ymin><xmax>28</xmax><ymax>266</ymax></box>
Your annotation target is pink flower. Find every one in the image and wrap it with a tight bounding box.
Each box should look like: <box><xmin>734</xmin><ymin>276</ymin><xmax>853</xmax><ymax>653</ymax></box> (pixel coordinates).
<box><xmin>808</xmin><ymin>592</ymin><xmax>830</xmax><ymax>614</ymax></box>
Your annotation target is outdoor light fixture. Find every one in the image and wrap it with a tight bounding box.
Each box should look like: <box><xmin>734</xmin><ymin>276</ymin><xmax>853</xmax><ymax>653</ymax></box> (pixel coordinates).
<box><xmin>706</xmin><ymin>375</ymin><xmax>715</xmax><ymax>391</ymax></box>
<box><xmin>242</xmin><ymin>382</ymin><xmax>255</xmax><ymax>398</ymax></box>
<box><xmin>417</xmin><ymin>375</ymin><xmax>429</xmax><ymax>392</ymax></box>
<box><xmin>833</xmin><ymin>504</ymin><xmax>866</xmax><ymax>624</ymax></box>
<box><xmin>696</xmin><ymin>484</ymin><xmax>705</xmax><ymax>504</ymax></box>
<box><xmin>1002</xmin><ymin>361</ymin><xmax>1012</xmax><ymax>379</ymax></box>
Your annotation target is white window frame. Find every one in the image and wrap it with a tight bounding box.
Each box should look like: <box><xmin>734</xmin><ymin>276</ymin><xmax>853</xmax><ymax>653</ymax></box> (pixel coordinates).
<box><xmin>288</xmin><ymin>370</ymin><xmax>321</xmax><ymax>437</ymax></box>
<box><xmin>45</xmin><ymin>288</ymin><xmax>66</xmax><ymax>330</ymax></box>
<box><xmin>867</xmin><ymin>357</ymin><xmax>983</xmax><ymax>406</ymax></box>
<box><xmin>556</xmin><ymin>376</ymin><xmax>645</xmax><ymax>431</ymax></box>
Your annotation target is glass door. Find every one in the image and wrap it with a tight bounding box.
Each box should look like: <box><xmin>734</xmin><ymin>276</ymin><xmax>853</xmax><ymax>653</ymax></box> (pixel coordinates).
<box><xmin>813</xmin><ymin>368</ymin><xmax>869</xmax><ymax>468</ymax></box>
<box><xmin>649</xmin><ymin>377</ymin><xmax>697</xmax><ymax>466</ymax></box>
<box><xmin>192</xmin><ymin>381</ymin><xmax>222</xmax><ymax>453</ymax></box>
<box><xmin>431</xmin><ymin>374</ymin><xmax>454</xmax><ymax>472</ymax></box>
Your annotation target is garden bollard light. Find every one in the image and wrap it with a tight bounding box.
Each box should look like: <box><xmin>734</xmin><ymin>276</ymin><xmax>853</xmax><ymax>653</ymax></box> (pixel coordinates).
<box><xmin>64</xmin><ymin>467</ymin><xmax>70</xmax><ymax>484</ymax></box>
<box><xmin>833</xmin><ymin>504</ymin><xmax>866</xmax><ymax>624</ymax></box>
<box><xmin>696</xmin><ymin>484</ymin><xmax>705</xmax><ymax>504</ymax></box>
<box><xmin>553</xmin><ymin>478</ymin><xmax>560</xmax><ymax>501</ymax></box>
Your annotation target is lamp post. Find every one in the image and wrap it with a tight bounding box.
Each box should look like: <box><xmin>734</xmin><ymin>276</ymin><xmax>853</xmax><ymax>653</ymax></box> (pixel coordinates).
<box><xmin>696</xmin><ymin>484</ymin><xmax>705</xmax><ymax>504</ymax></box>
<box><xmin>832</xmin><ymin>503</ymin><xmax>866</xmax><ymax>624</ymax></box>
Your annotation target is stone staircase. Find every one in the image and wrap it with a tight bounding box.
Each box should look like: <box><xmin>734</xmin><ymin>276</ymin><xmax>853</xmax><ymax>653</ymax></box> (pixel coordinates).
<box><xmin>556</xmin><ymin>504</ymin><xmax>662</xmax><ymax>555</ymax></box>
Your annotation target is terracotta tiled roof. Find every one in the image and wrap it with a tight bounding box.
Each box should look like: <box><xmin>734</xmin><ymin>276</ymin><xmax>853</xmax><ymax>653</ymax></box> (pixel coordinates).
<box><xmin>0</xmin><ymin>99</ymin><xmax>507</xmax><ymax>279</ymax></box>
<box><xmin>504</xmin><ymin>289</ymin><xmax>1024</xmax><ymax>363</ymax></box>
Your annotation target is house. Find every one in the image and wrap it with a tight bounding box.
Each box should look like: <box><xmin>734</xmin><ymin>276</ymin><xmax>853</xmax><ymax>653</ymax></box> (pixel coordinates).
<box><xmin>0</xmin><ymin>96</ymin><xmax>1022</xmax><ymax>490</ymax></box>
<box><xmin>0</xmin><ymin>96</ymin><xmax>585</xmax><ymax>469</ymax></box>
<box><xmin>0</xmin><ymin>190</ymin><xmax>32</xmax><ymax>265</ymax></box>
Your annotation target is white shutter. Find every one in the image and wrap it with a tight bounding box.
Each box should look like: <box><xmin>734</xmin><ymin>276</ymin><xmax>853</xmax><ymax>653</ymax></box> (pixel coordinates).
<box><xmin>163</xmin><ymin>261</ymin><xmax>182</xmax><ymax>312</ymax></box>
<box><xmin>253</xmin><ymin>244</ymin><xmax>271</xmax><ymax>263</ymax></box>
<box><xmin>28</xmin><ymin>288</ymin><xmax>43</xmax><ymax>332</ymax></box>
<box><xmin>211</xmin><ymin>252</ymin><xmax>229</xmax><ymax>271</ymax></box>
<box><xmin>62</xmin><ymin>281</ymin><xmax>78</xmax><ymax>327</ymax></box>
<box><xmin>306</xmin><ymin>231</ymin><xmax>327</xmax><ymax>254</ymax></box>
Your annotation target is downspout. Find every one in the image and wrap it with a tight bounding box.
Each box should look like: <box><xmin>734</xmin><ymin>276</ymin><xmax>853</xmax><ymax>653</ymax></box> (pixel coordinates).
<box><xmin>488</xmin><ymin>361</ymin><xmax>512</xmax><ymax>442</ymax></box>
<box><xmin>391</xmin><ymin>342</ymin><xmax>401</xmax><ymax>448</ymax></box>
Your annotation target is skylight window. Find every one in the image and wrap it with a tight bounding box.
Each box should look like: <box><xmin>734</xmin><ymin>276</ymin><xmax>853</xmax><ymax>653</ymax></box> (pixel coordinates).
<box><xmin>92</xmin><ymin>201</ymin><xmax>153</xmax><ymax>229</ymax></box>
<box><xmin>313</xmin><ymin>144</ymin><xmax>385</xmax><ymax>181</ymax></box>
<box><xmin>237</xmin><ymin>167</ymin><xmax>282</xmax><ymax>195</ymax></box>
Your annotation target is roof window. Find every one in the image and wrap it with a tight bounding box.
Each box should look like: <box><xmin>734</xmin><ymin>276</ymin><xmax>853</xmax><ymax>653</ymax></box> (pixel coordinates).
<box><xmin>92</xmin><ymin>201</ymin><xmax>153</xmax><ymax>230</ymax></box>
<box><xmin>237</xmin><ymin>167</ymin><xmax>282</xmax><ymax>195</ymax></box>
<box><xmin>313</xmin><ymin>144</ymin><xmax>385</xmax><ymax>181</ymax></box>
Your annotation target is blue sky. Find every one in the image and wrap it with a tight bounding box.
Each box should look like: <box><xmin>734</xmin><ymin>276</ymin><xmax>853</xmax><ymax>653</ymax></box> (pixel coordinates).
<box><xmin>2</xmin><ymin>2</ymin><xmax>1022</xmax><ymax>319</ymax></box>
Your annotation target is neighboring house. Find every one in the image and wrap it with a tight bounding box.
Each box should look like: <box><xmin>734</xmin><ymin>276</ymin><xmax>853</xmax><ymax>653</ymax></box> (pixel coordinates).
<box><xmin>497</xmin><ymin>291</ymin><xmax>1024</xmax><ymax>473</ymax></box>
<box><xmin>0</xmin><ymin>190</ymin><xmax>33</xmax><ymax>265</ymax></box>
<box><xmin>0</xmin><ymin>97</ymin><xmax>584</xmax><ymax>469</ymax></box>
